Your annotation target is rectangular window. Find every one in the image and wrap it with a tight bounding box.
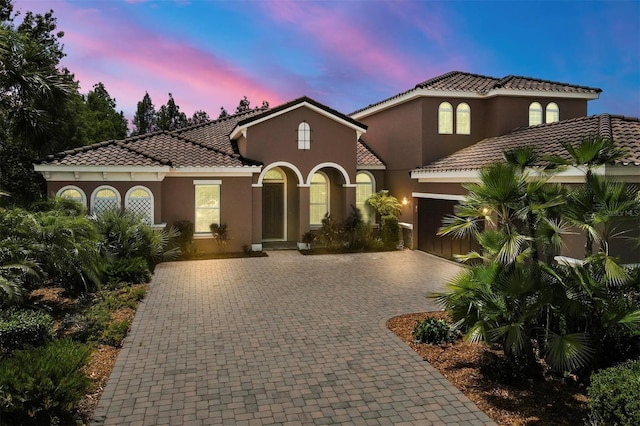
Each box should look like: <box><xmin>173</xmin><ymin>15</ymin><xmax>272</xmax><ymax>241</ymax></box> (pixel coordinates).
<box><xmin>194</xmin><ymin>181</ymin><xmax>221</xmax><ymax>233</ymax></box>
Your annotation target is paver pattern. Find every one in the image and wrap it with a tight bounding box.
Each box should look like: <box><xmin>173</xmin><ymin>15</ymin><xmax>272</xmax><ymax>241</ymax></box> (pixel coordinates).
<box><xmin>93</xmin><ymin>251</ymin><xmax>495</xmax><ymax>425</ymax></box>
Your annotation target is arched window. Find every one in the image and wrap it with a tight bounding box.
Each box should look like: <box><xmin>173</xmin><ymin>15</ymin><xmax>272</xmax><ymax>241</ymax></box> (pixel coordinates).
<box><xmin>125</xmin><ymin>186</ymin><xmax>154</xmax><ymax>224</ymax></box>
<box><xmin>91</xmin><ymin>186</ymin><xmax>121</xmax><ymax>216</ymax></box>
<box><xmin>546</xmin><ymin>102</ymin><xmax>559</xmax><ymax>123</ymax></box>
<box><xmin>56</xmin><ymin>185</ymin><xmax>86</xmax><ymax>206</ymax></box>
<box><xmin>356</xmin><ymin>172</ymin><xmax>375</xmax><ymax>223</ymax></box>
<box><xmin>298</xmin><ymin>122</ymin><xmax>310</xmax><ymax>150</ymax></box>
<box><xmin>309</xmin><ymin>172</ymin><xmax>328</xmax><ymax>226</ymax></box>
<box><xmin>438</xmin><ymin>102</ymin><xmax>453</xmax><ymax>134</ymax></box>
<box><xmin>456</xmin><ymin>103</ymin><xmax>471</xmax><ymax>135</ymax></box>
<box><xmin>529</xmin><ymin>102</ymin><xmax>543</xmax><ymax>126</ymax></box>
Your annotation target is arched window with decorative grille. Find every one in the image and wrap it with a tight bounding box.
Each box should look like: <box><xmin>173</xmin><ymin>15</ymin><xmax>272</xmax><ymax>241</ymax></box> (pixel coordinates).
<box><xmin>546</xmin><ymin>102</ymin><xmax>559</xmax><ymax>123</ymax></box>
<box><xmin>91</xmin><ymin>186</ymin><xmax>121</xmax><ymax>216</ymax></box>
<box><xmin>438</xmin><ymin>102</ymin><xmax>453</xmax><ymax>134</ymax></box>
<box><xmin>125</xmin><ymin>186</ymin><xmax>154</xmax><ymax>224</ymax></box>
<box><xmin>56</xmin><ymin>185</ymin><xmax>87</xmax><ymax>207</ymax></box>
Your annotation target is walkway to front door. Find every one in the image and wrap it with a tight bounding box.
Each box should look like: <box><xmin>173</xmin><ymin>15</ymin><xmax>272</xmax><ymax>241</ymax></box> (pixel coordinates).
<box><xmin>92</xmin><ymin>251</ymin><xmax>495</xmax><ymax>425</ymax></box>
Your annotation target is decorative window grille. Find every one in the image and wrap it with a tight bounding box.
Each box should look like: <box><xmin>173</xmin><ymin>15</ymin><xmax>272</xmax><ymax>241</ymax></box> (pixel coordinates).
<box><xmin>92</xmin><ymin>188</ymin><xmax>120</xmax><ymax>216</ymax></box>
<box><xmin>126</xmin><ymin>187</ymin><xmax>153</xmax><ymax>224</ymax></box>
<box><xmin>57</xmin><ymin>186</ymin><xmax>86</xmax><ymax>206</ymax></box>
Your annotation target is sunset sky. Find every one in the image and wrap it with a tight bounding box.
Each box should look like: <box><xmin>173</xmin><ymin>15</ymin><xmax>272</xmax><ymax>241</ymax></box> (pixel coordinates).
<box><xmin>14</xmin><ymin>0</ymin><xmax>640</xmax><ymax>122</ymax></box>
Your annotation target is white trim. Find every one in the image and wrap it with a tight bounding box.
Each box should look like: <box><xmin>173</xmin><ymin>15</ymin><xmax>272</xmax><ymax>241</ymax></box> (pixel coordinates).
<box><xmin>257</xmin><ymin>162</ymin><xmax>304</xmax><ymax>186</ymax></box>
<box><xmin>124</xmin><ymin>185</ymin><xmax>154</xmax><ymax>224</ymax></box>
<box><xmin>56</xmin><ymin>185</ymin><xmax>87</xmax><ymax>206</ymax></box>
<box><xmin>193</xmin><ymin>180</ymin><xmax>222</xmax><ymax>185</ymax></box>
<box><xmin>34</xmin><ymin>165</ymin><xmax>170</xmax><ymax>174</ymax></box>
<box><xmin>306</xmin><ymin>162</ymin><xmax>352</xmax><ymax>186</ymax></box>
<box><xmin>171</xmin><ymin>166</ymin><xmax>261</xmax><ymax>175</ymax></box>
<box><xmin>351</xmin><ymin>87</ymin><xmax>599</xmax><ymax>120</ymax></box>
<box><xmin>412</xmin><ymin>192</ymin><xmax>466</xmax><ymax>201</ymax></box>
<box><xmin>251</xmin><ymin>243</ymin><xmax>263</xmax><ymax>252</ymax></box>
<box><xmin>230</xmin><ymin>101</ymin><xmax>367</xmax><ymax>140</ymax></box>
<box><xmin>399</xmin><ymin>222</ymin><xmax>414</xmax><ymax>230</ymax></box>
<box><xmin>90</xmin><ymin>185</ymin><xmax>122</xmax><ymax>215</ymax></box>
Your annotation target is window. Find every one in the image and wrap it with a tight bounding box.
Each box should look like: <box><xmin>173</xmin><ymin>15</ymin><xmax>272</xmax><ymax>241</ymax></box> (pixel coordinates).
<box><xmin>91</xmin><ymin>186</ymin><xmax>120</xmax><ymax>216</ymax></box>
<box><xmin>125</xmin><ymin>186</ymin><xmax>153</xmax><ymax>224</ymax></box>
<box><xmin>309</xmin><ymin>172</ymin><xmax>328</xmax><ymax>226</ymax></box>
<box><xmin>529</xmin><ymin>102</ymin><xmax>543</xmax><ymax>126</ymax></box>
<box><xmin>456</xmin><ymin>103</ymin><xmax>471</xmax><ymax>135</ymax></box>
<box><xmin>356</xmin><ymin>172</ymin><xmax>375</xmax><ymax>223</ymax></box>
<box><xmin>57</xmin><ymin>186</ymin><xmax>86</xmax><ymax>206</ymax></box>
<box><xmin>546</xmin><ymin>102</ymin><xmax>559</xmax><ymax>123</ymax></box>
<box><xmin>298</xmin><ymin>122</ymin><xmax>310</xmax><ymax>150</ymax></box>
<box><xmin>194</xmin><ymin>181</ymin><xmax>221</xmax><ymax>234</ymax></box>
<box><xmin>438</xmin><ymin>102</ymin><xmax>453</xmax><ymax>134</ymax></box>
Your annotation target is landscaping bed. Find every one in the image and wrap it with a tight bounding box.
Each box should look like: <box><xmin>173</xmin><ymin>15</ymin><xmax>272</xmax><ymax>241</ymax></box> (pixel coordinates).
<box><xmin>387</xmin><ymin>311</ymin><xmax>589</xmax><ymax>425</ymax></box>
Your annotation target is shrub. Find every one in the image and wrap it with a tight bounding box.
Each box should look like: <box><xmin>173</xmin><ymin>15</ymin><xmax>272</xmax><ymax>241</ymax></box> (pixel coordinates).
<box><xmin>381</xmin><ymin>215</ymin><xmax>400</xmax><ymax>249</ymax></box>
<box><xmin>588</xmin><ymin>360</ymin><xmax>640</xmax><ymax>426</ymax></box>
<box><xmin>210</xmin><ymin>223</ymin><xmax>229</xmax><ymax>251</ymax></box>
<box><xmin>0</xmin><ymin>308</ymin><xmax>53</xmax><ymax>353</ymax></box>
<box><xmin>104</xmin><ymin>257</ymin><xmax>151</xmax><ymax>285</ymax></box>
<box><xmin>341</xmin><ymin>206</ymin><xmax>372</xmax><ymax>250</ymax></box>
<box><xmin>317</xmin><ymin>213</ymin><xmax>341</xmax><ymax>250</ymax></box>
<box><xmin>412</xmin><ymin>317</ymin><xmax>461</xmax><ymax>345</ymax></box>
<box><xmin>0</xmin><ymin>339</ymin><xmax>91</xmax><ymax>424</ymax></box>
<box><xmin>99</xmin><ymin>320</ymin><xmax>131</xmax><ymax>347</ymax></box>
<box><xmin>173</xmin><ymin>220</ymin><xmax>196</xmax><ymax>256</ymax></box>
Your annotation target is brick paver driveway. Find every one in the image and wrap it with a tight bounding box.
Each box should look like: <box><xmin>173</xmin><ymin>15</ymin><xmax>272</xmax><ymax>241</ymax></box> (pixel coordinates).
<box><xmin>93</xmin><ymin>251</ymin><xmax>495</xmax><ymax>425</ymax></box>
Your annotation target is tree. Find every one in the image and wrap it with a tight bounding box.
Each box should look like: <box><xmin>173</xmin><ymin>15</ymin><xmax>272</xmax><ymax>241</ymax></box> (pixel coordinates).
<box><xmin>132</xmin><ymin>92</ymin><xmax>157</xmax><ymax>135</ymax></box>
<box><xmin>189</xmin><ymin>110</ymin><xmax>210</xmax><ymax>126</ymax></box>
<box><xmin>83</xmin><ymin>82</ymin><xmax>128</xmax><ymax>142</ymax></box>
<box><xmin>234</xmin><ymin>96</ymin><xmax>251</xmax><ymax>114</ymax></box>
<box><xmin>156</xmin><ymin>93</ymin><xmax>188</xmax><ymax>131</ymax></box>
<box><xmin>218</xmin><ymin>107</ymin><xmax>229</xmax><ymax>119</ymax></box>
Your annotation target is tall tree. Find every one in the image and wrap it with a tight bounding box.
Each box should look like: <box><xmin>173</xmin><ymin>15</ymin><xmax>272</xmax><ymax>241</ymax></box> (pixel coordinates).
<box><xmin>189</xmin><ymin>110</ymin><xmax>210</xmax><ymax>126</ymax></box>
<box><xmin>132</xmin><ymin>92</ymin><xmax>156</xmax><ymax>136</ymax></box>
<box><xmin>83</xmin><ymin>82</ymin><xmax>128</xmax><ymax>142</ymax></box>
<box><xmin>156</xmin><ymin>93</ymin><xmax>188</xmax><ymax>131</ymax></box>
<box><xmin>234</xmin><ymin>96</ymin><xmax>251</xmax><ymax>114</ymax></box>
<box><xmin>218</xmin><ymin>107</ymin><xmax>229</xmax><ymax>119</ymax></box>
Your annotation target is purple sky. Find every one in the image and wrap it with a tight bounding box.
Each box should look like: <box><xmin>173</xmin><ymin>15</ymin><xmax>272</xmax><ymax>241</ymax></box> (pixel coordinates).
<box><xmin>14</xmin><ymin>0</ymin><xmax>640</xmax><ymax>122</ymax></box>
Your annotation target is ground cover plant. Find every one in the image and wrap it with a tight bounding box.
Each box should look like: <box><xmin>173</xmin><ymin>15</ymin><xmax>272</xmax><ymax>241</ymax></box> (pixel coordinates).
<box><xmin>0</xmin><ymin>197</ymin><xmax>170</xmax><ymax>424</ymax></box>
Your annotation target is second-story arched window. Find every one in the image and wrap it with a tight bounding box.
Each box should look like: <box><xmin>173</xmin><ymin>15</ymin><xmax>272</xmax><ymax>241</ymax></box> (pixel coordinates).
<box><xmin>438</xmin><ymin>102</ymin><xmax>453</xmax><ymax>134</ymax></box>
<box><xmin>456</xmin><ymin>103</ymin><xmax>471</xmax><ymax>135</ymax></box>
<box><xmin>546</xmin><ymin>102</ymin><xmax>559</xmax><ymax>123</ymax></box>
<box><xmin>529</xmin><ymin>102</ymin><xmax>543</xmax><ymax>126</ymax></box>
<box><xmin>298</xmin><ymin>122</ymin><xmax>310</xmax><ymax>150</ymax></box>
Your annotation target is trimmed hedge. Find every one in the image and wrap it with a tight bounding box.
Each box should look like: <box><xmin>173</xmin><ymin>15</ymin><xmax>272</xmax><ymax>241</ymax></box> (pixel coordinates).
<box><xmin>104</xmin><ymin>256</ymin><xmax>151</xmax><ymax>285</ymax></box>
<box><xmin>412</xmin><ymin>317</ymin><xmax>461</xmax><ymax>345</ymax></box>
<box><xmin>0</xmin><ymin>308</ymin><xmax>53</xmax><ymax>353</ymax></box>
<box><xmin>588</xmin><ymin>360</ymin><xmax>640</xmax><ymax>425</ymax></box>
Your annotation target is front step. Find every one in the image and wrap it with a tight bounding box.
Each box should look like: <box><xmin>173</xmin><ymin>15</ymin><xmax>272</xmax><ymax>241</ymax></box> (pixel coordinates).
<box><xmin>261</xmin><ymin>241</ymin><xmax>298</xmax><ymax>250</ymax></box>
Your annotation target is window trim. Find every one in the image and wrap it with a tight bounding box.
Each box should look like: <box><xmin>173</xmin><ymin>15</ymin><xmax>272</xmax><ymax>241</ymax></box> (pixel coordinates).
<box><xmin>193</xmin><ymin>180</ymin><xmax>222</xmax><ymax>234</ymax></box>
<box><xmin>438</xmin><ymin>102</ymin><xmax>453</xmax><ymax>134</ymax></box>
<box><xmin>456</xmin><ymin>102</ymin><xmax>471</xmax><ymax>135</ymax></box>
<box><xmin>56</xmin><ymin>185</ymin><xmax>87</xmax><ymax>207</ymax></box>
<box><xmin>125</xmin><ymin>185</ymin><xmax>154</xmax><ymax>225</ymax></box>
<box><xmin>355</xmin><ymin>171</ymin><xmax>376</xmax><ymax>224</ymax></box>
<box><xmin>310</xmin><ymin>172</ymin><xmax>329</xmax><ymax>226</ymax></box>
<box><xmin>546</xmin><ymin>102</ymin><xmax>559</xmax><ymax>123</ymax></box>
<box><xmin>90</xmin><ymin>185</ymin><xmax>121</xmax><ymax>216</ymax></box>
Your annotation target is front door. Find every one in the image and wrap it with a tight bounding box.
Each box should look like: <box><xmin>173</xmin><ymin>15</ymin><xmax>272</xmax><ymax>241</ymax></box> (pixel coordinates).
<box><xmin>263</xmin><ymin>182</ymin><xmax>285</xmax><ymax>240</ymax></box>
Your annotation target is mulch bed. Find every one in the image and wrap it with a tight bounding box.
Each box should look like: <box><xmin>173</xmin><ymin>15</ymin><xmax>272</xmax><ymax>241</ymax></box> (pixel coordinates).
<box><xmin>387</xmin><ymin>312</ymin><xmax>589</xmax><ymax>425</ymax></box>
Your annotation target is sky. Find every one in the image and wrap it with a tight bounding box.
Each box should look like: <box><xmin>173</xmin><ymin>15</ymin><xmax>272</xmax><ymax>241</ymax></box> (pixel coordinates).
<box><xmin>13</xmin><ymin>0</ymin><xmax>640</xmax><ymax>123</ymax></box>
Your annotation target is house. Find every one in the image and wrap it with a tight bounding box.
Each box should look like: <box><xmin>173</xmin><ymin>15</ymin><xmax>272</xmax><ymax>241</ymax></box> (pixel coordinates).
<box><xmin>34</xmin><ymin>72</ymin><xmax>640</xmax><ymax>261</ymax></box>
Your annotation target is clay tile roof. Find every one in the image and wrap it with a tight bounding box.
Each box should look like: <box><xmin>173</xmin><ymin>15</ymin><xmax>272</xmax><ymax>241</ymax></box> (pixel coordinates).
<box><xmin>351</xmin><ymin>71</ymin><xmax>601</xmax><ymax>115</ymax></box>
<box><xmin>413</xmin><ymin>114</ymin><xmax>640</xmax><ymax>174</ymax></box>
<box><xmin>357</xmin><ymin>139</ymin><xmax>385</xmax><ymax>167</ymax></box>
<box><xmin>38</xmin><ymin>139</ymin><xmax>169</xmax><ymax>167</ymax></box>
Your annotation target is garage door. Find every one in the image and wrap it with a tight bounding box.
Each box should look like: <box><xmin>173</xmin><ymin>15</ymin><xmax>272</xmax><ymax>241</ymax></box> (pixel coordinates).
<box><xmin>417</xmin><ymin>198</ymin><xmax>480</xmax><ymax>260</ymax></box>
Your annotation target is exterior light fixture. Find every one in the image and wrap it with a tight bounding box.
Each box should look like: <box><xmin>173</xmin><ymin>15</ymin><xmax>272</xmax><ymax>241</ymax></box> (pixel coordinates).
<box><xmin>402</xmin><ymin>197</ymin><xmax>409</xmax><ymax>206</ymax></box>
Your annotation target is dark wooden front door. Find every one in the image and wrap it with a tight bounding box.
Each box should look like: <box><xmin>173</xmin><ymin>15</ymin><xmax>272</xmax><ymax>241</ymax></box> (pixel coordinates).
<box><xmin>263</xmin><ymin>183</ymin><xmax>285</xmax><ymax>240</ymax></box>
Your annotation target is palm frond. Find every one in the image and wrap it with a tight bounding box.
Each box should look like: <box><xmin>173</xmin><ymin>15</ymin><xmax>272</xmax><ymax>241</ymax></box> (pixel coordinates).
<box><xmin>544</xmin><ymin>332</ymin><xmax>594</xmax><ymax>373</ymax></box>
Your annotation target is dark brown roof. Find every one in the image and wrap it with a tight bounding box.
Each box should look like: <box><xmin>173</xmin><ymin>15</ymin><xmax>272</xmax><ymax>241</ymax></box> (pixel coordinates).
<box><xmin>352</xmin><ymin>71</ymin><xmax>601</xmax><ymax>116</ymax></box>
<box><xmin>357</xmin><ymin>139</ymin><xmax>385</xmax><ymax>167</ymax></box>
<box><xmin>413</xmin><ymin>114</ymin><xmax>640</xmax><ymax>174</ymax></box>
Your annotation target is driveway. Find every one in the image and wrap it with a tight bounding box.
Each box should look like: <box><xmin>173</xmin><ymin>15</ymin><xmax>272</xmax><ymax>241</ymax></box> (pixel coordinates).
<box><xmin>93</xmin><ymin>250</ymin><xmax>495</xmax><ymax>425</ymax></box>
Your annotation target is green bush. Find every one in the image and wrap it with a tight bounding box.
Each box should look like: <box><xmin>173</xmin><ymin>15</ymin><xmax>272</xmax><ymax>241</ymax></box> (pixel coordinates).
<box><xmin>412</xmin><ymin>317</ymin><xmax>461</xmax><ymax>345</ymax></box>
<box><xmin>104</xmin><ymin>256</ymin><xmax>151</xmax><ymax>285</ymax></box>
<box><xmin>381</xmin><ymin>215</ymin><xmax>400</xmax><ymax>249</ymax></box>
<box><xmin>341</xmin><ymin>206</ymin><xmax>372</xmax><ymax>250</ymax></box>
<box><xmin>173</xmin><ymin>220</ymin><xmax>196</xmax><ymax>256</ymax></box>
<box><xmin>317</xmin><ymin>213</ymin><xmax>341</xmax><ymax>250</ymax></box>
<box><xmin>0</xmin><ymin>308</ymin><xmax>53</xmax><ymax>353</ymax></box>
<box><xmin>0</xmin><ymin>339</ymin><xmax>91</xmax><ymax>424</ymax></box>
<box><xmin>99</xmin><ymin>320</ymin><xmax>131</xmax><ymax>347</ymax></box>
<box><xmin>588</xmin><ymin>360</ymin><xmax>640</xmax><ymax>426</ymax></box>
